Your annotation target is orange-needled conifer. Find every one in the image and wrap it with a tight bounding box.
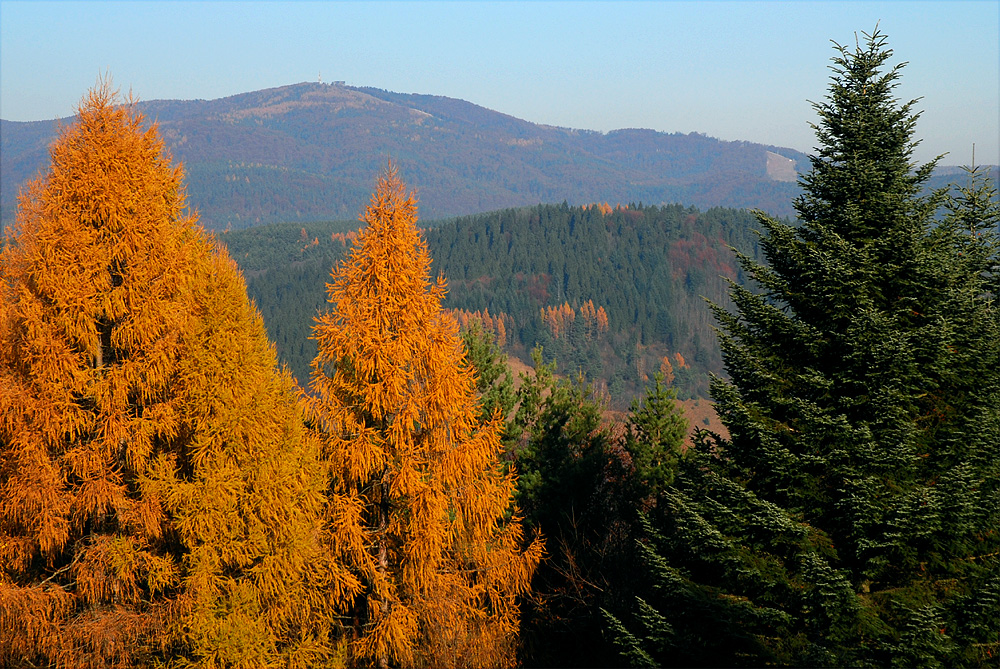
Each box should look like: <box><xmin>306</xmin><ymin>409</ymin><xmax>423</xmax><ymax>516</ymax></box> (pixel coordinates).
<box><xmin>308</xmin><ymin>165</ymin><xmax>542</xmax><ymax>669</ymax></box>
<box><xmin>0</xmin><ymin>83</ymin><xmax>340</xmax><ymax>667</ymax></box>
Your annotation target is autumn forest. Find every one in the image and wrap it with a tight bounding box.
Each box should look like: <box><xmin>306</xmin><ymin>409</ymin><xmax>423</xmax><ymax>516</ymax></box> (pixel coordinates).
<box><xmin>2</xmin><ymin>30</ymin><xmax>999</xmax><ymax>669</ymax></box>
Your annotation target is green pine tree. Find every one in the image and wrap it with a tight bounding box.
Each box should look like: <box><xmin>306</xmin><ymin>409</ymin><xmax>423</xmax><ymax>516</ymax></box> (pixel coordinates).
<box><xmin>712</xmin><ymin>27</ymin><xmax>1000</xmax><ymax>666</ymax></box>
<box><xmin>623</xmin><ymin>372</ymin><xmax>688</xmax><ymax>503</ymax></box>
<box><xmin>604</xmin><ymin>451</ymin><xmax>861</xmax><ymax>667</ymax></box>
<box><xmin>461</xmin><ymin>320</ymin><xmax>518</xmax><ymax>448</ymax></box>
<box><xmin>609</xmin><ymin>28</ymin><xmax>1000</xmax><ymax>667</ymax></box>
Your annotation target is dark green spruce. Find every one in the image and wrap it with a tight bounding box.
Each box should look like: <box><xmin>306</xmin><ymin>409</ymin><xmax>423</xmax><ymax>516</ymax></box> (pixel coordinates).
<box><xmin>608</xmin><ymin>28</ymin><xmax>1000</xmax><ymax>667</ymax></box>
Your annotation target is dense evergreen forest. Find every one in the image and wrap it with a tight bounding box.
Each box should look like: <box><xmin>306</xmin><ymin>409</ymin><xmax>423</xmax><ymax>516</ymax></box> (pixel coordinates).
<box><xmin>224</xmin><ymin>202</ymin><xmax>767</xmax><ymax>402</ymax></box>
<box><xmin>2</xmin><ymin>29</ymin><xmax>998</xmax><ymax>669</ymax></box>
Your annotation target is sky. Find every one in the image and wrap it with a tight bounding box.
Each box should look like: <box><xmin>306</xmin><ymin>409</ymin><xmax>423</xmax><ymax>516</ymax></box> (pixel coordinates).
<box><xmin>1</xmin><ymin>1</ymin><xmax>998</xmax><ymax>166</ymax></box>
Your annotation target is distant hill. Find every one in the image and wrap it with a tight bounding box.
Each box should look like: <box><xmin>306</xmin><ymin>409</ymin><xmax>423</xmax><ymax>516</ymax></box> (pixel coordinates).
<box><xmin>3</xmin><ymin>82</ymin><xmax>813</xmax><ymax>229</ymax></box>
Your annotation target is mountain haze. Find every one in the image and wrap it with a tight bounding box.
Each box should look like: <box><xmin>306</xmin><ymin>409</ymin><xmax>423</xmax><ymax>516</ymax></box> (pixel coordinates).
<box><xmin>2</xmin><ymin>82</ymin><xmax>809</xmax><ymax>229</ymax></box>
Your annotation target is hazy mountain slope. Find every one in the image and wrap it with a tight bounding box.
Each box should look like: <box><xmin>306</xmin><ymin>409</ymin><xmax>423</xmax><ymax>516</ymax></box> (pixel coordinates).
<box><xmin>5</xmin><ymin>82</ymin><xmax>990</xmax><ymax>231</ymax></box>
<box><xmin>1</xmin><ymin>119</ymin><xmax>57</xmax><ymax>204</ymax></box>
<box><xmin>3</xmin><ymin>82</ymin><xmax>809</xmax><ymax>229</ymax></box>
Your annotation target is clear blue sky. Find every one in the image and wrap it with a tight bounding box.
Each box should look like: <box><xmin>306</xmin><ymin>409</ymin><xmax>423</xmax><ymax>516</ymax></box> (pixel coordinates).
<box><xmin>2</xmin><ymin>1</ymin><xmax>997</xmax><ymax>165</ymax></box>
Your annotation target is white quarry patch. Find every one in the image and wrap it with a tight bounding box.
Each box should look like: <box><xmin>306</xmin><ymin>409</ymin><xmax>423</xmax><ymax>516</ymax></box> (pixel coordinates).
<box><xmin>766</xmin><ymin>151</ymin><xmax>798</xmax><ymax>182</ymax></box>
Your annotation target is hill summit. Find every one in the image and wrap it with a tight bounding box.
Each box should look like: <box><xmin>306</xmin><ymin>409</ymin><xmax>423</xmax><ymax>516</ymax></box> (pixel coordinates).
<box><xmin>2</xmin><ymin>82</ymin><xmax>808</xmax><ymax>229</ymax></box>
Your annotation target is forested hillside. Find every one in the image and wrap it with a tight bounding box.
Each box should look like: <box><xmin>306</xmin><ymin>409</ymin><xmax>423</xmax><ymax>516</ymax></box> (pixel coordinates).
<box><xmin>222</xmin><ymin>202</ymin><xmax>766</xmax><ymax>402</ymax></box>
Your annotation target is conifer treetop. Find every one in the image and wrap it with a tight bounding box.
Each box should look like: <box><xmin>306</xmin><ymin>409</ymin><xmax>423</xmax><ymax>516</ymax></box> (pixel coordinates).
<box><xmin>797</xmin><ymin>26</ymin><xmax>940</xmax><ymax>243</ymax></box>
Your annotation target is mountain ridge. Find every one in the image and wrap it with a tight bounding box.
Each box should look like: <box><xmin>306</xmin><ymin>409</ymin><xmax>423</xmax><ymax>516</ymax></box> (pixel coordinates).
<box><xmin>3</xmin><ymin>81</ymin><xmax>989</xmax><ymax>230</ymax></box>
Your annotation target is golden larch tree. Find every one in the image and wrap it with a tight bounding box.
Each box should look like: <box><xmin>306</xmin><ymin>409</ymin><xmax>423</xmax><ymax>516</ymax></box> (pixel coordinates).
<box><xmin>0</xmin><ymin>82</ymin><xmax>340</xmax><ymax>667</ymax></box>
<box><xmin>308</xmin><ymin>165</ymin><xmax>543</xmax><ymax>669</ymax></box>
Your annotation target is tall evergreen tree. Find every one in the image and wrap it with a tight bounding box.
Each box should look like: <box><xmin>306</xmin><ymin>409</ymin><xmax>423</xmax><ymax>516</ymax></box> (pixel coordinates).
<box><xmin>307</xmin><ymin>165</ymin><xmax>542</xmax><ymax>669</ymax></box>
<box><xmin>610</xmin><ymin>29</ymin><xmax>1000</xmax><ymax>666</ymax></box>
<box><xmin>0</xmin><ymin>83</ymin><xmax>338</xmax><ymax>667</ymax></box>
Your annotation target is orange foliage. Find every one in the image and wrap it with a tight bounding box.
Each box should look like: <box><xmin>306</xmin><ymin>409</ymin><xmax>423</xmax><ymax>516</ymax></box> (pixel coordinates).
<box><xmin>540</xmin><ymin>302</ymin><xmax>576</xmax><ymax>339</ymax></box>
<box><xmin>450</xmin><ymin>308</ymin><xmax>514</xmax><ymax>347</ymax></box>
<box><xmin>659</xmin><ymin>356</ymin><xmax>676</xmax><ymax>385</ymax></box>
<box><xmin>0</xmin><ymin>82</ymin><xmax>336</xmax><ymax>667</ymax></box>
<box><xmin>581</xmin><ymin>202</ymin><xmax>614</xmax><ymax>216</ymax></box>
<box><xmin>332</xmin><ymin>230</ymin><xmax>359</xmax><ymax>246</ymax></box>
<box><xmin>597</xmin><ymin>306</ymin><xmax>609</xmax><ymax>331</ymax></box>
<box><xmin>579</xmin><ymin>299</ymin><xmax>609</xmax><ymax>339</ymax></box>
<box><xmin>673</xmin><ymin>351</ymin><xmax>688</xmax><ymax>369</ymax></box>
<box><xmin>308</xmin><ymin>165</ymin><xmax>542</xmax><ymax>668</ymax></box>
<box><xmin>541</xmin><ymin>300</ymin><xmax>609</xmax><ymax>340</ymax></box>
<box><xmin>496</xmin><ymin>316</ymin><xmax>507</xmax><ymax>348</ymax></box>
